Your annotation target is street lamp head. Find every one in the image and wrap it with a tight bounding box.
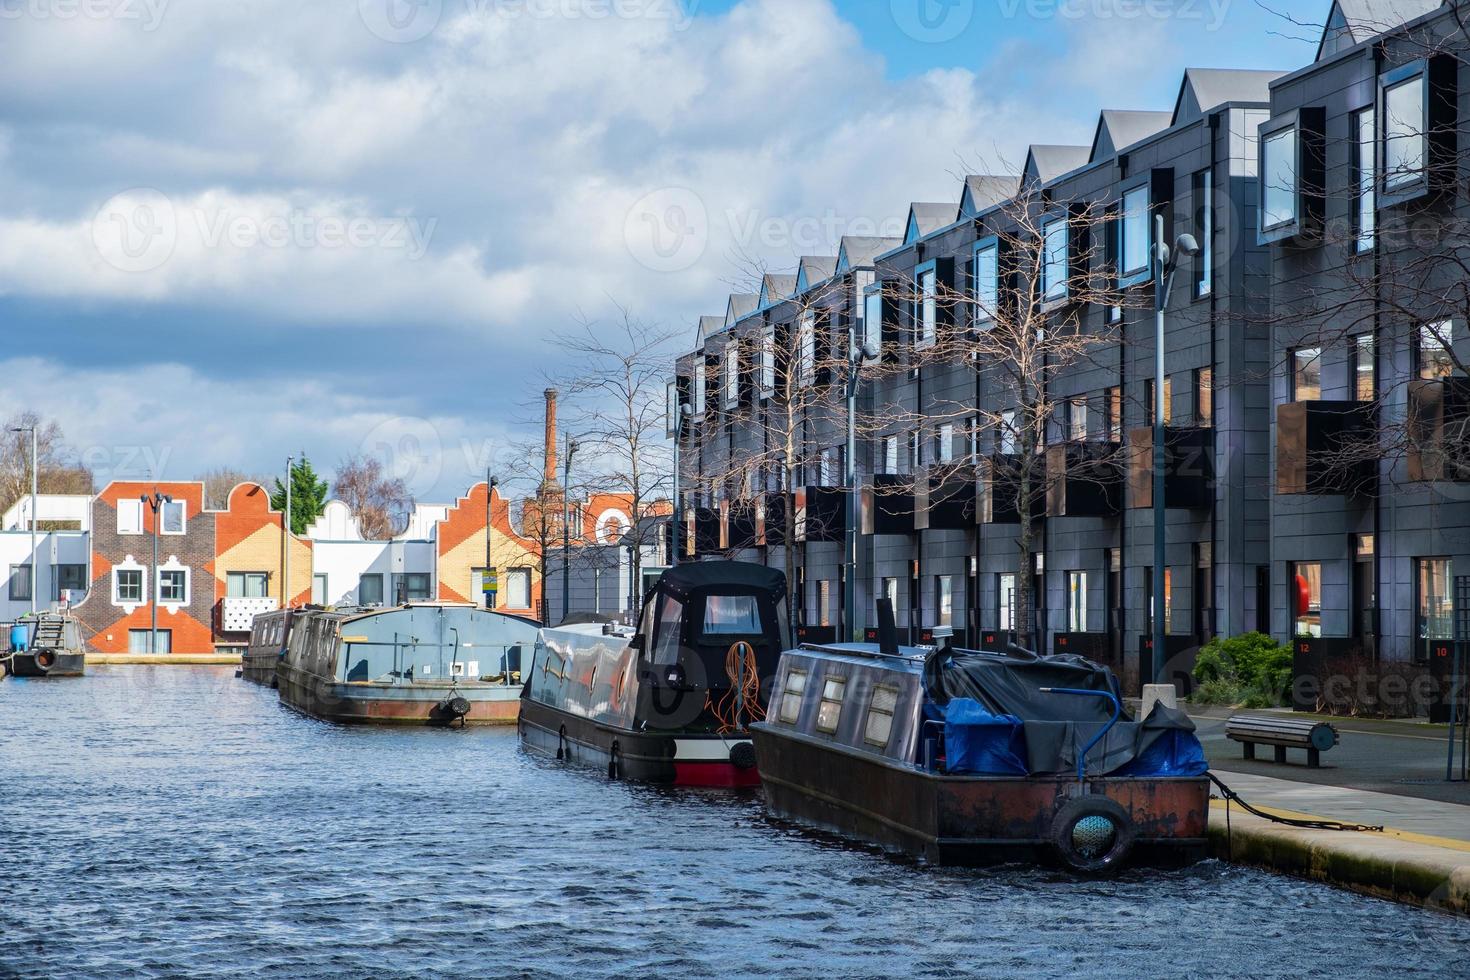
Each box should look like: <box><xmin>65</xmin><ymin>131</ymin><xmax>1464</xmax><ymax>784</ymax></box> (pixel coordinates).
<box><xmin>861</xmin><ymin>342</ymin><xmax>880</xmax><ymax>362</ymax></box>
<box><xmin>1174</xmin><ymin>233</ymin><xmax>1201</xmax><ymax>258</ymax></box>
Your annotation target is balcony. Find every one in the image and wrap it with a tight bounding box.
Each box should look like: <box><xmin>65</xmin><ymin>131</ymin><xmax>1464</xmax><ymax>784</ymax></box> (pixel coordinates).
<box><xmin>1408</xmin><ymin>379</ymin><xmax>1470</xmax><ymax>482</ymax></box>
<box><xmin>1276</xmin><ymin>402</ymin><xmax>1375</xmax><ymax>495</ymax></box>
<box><xmin>1128</xmin><ymin>427</ymin><xmax>1215</xmax><ymax>509</ymax></box>
<box><xmin>217</xmin><ymin>595</ymin><xmax>278</xmax><ymax>634</ymax></box>
<box><xmin>862</xmin><ymin>475</ymin><xmax>916</xmax><ymax>536</ymax></box>
<box><xmin>916</xmin><ymin>466</ymin><xmax>977</xmax><ymax>531</ymax></box>
<box><xmin>1046</xmin><ymin>443</ymin><xmax>1123</xmax><ymax>518</ymax></box>
<box><xmin>795</xmin><ymin>486</ymin><xmax>847</xmax><ymax>543</ymax></box>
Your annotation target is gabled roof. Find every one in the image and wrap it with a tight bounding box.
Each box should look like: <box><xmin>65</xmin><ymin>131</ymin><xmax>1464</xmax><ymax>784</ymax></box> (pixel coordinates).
<box><xmin>902</xmin><ymin>202</ymin><xmax>960</xmax><ymax>246</ymax></box>
<box><xmin>724</xmin><ymin>293</ymin><xmax>758</xmax><ymax>327</ymax></box>
<box><xmin>697</xmin><ymin>315</ymin><xmax>726</xmax><ymax>343</ymax></box>
<box><xmin>1090</xmin><ymin>110</ymin><xmax>1173</xmax><ymax>162</ymax></box>
<box><xmin>795</xmin><ymin>255</ymin><xmax>837</xmax><ymax>294</ymax></box>
<box><xmin>757</xmin><ymin>274</ymin><xmax>796</xmax><ymax>310</ymax></box>
<box><xmin>959</xmin><ymin>175</ymin><xmax>1022</xmax><ymax>219</ymax></box>
<box><xmin>1022</xmin><ymin>145</ymin><xmax>1091</xmax><ymax>187</ymax></box>
<box><xmin>834</xmin><ymin>235</ymin><xmax>903</xmax><ymax>273</ymax></box>
<box><xmin>1318</xmin><ymin>0</ymin><xmax>1443</xmax><ymax>60</ymax></box>
<box><xmin>1171</xmin><ymin>68</ymin><xmax>1284</xmax><ymax>125</ymax></box>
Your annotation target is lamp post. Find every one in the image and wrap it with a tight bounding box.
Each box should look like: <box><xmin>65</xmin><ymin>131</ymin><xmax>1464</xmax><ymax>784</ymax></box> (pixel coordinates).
<box><xmin>844</xmin><ymin>325</ymin><xmax>880</xmax><ymax>644</ymax></box>
<box><xmin>670</xmin><ymin>402</ymin><xmax>690</xmax><ymax>567</ymax></box>
<box><xmin>142</xmin><ymin>490</ymin><xmax>172</xmax><ymax>653</ymax></box>
<box><xmin>283</xmin><ymin>454</ymin><xmax>294</xmax><ymax>610</ymax></box>
<box><xmin>484</xmin><ymin>470</ymin><xmax>498</xmax><ymax>609</ymax></box>
<box><xmin>1150</xmin><ymin>214</ymin><xmax>1201</xmax><ymax>684</ymax></box>
<box><xmin>561</xmin><ymin>437</ymin><xmax>580</xmax><ymax>625</ymax></box>
<box><xmin>8</xmin><ymin>425</ymin><xmax>37</xmax><ymax>616</ymax></box>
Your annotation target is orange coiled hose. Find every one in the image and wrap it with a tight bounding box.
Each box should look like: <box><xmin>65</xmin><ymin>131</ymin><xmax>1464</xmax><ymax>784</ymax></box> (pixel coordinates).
<box><xmin>708</xmin><ymin>641</ymin><xmax>766</xmax><ymax>735</ymax></box>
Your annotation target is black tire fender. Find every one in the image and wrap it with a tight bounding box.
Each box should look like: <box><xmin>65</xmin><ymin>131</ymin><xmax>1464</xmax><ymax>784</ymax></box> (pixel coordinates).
<box><xmin>1049</xmin><ymin>795</ymin><xmax>1137</xmax><ymax>875</ymax></box>
<box><xmin>608</xmin><ymin>740</ymin><xmax>621</xmax><ymax>781</ymax></box>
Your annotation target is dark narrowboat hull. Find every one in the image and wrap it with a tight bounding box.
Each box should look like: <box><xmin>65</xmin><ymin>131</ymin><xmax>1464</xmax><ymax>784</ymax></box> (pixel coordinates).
<box><xmin>8</xmin><ymin>650</ymin><xmax>86</xmax><ymax>678</ymax></box>
<box><xmin>277</xmin><ymin>663</ymin><xmax>522</xmax><ymax>726</ymax></box>
<box><xmin>752</xmin><ymin>724</ymin><xmax>1209</xmax><ymax>867</ymax></box>
<box><xmin>240</xmin><ymin>654</ymin><xmax>280</xmax><ymax>687</ymax></box>
<box><xmin>518</xmin><ymin>697</ymin><xmax>761</xmax><ymax>788</ymax></box>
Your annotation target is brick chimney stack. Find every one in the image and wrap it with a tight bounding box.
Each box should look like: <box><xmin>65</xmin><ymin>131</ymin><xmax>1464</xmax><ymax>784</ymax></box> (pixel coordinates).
<box><xmin>543</xmin><ymin>388</ymin><xmax>559</xmax><ymax>488</ymax></box>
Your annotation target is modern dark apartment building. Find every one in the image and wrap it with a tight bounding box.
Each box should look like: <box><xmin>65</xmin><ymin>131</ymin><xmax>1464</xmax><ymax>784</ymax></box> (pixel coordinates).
<box><xmin>671</xmin><ymin>1</ymin><xmax>1469</xmax><ymax>710</ymax></box>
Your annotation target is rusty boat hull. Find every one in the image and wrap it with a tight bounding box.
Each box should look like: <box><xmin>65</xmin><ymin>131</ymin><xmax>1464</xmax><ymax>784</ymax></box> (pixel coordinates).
<box><xmin>278</xmin><ymin>662</ymin><xmax>522</xmax><ymax>726</ymax></box>
<box><xmin>752</xmin><ymin>723</ymin><xmax>1210</xmax><ymax>867</ymax></box>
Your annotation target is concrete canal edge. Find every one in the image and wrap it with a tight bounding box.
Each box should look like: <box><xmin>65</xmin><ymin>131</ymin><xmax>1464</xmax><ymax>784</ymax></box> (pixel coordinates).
<box><xmin>86</xmin><ymin>654</ymin><xmax>241</xmax><ymax>666</ymax></box>
<box><xmin>1208</xmin><ymin>800</ymin><xmax>1470</xmax><ymax>917</ymax></box>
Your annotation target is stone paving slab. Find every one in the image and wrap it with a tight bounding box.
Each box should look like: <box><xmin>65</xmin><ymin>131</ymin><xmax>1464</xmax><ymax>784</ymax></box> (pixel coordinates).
<box><xmin>1212</xmin><ymin>769</ymin><xmax>1470</xmax><ymax>844</ymax></box>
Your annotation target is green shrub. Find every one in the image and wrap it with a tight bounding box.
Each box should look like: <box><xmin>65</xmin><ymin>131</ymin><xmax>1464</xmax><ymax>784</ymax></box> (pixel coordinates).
<box><xmin>1189</xmin><ymin>633</ymin><xmax>1293</xmax><ymax>707</ymax></box>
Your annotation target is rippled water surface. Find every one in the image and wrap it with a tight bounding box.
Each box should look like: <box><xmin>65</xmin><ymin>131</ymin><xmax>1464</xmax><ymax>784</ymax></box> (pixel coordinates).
<box><xmin>2</xmin><ymin>667</ymin><xmax>1467</xmax><ymax>979</ymax></box>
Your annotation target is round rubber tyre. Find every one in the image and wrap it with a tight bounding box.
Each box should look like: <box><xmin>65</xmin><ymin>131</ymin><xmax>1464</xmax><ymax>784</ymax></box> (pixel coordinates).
<box><xmin>1049</xmin><ymin>796</ymin><xmax>1137</xmax><ymax>875</ymax></box>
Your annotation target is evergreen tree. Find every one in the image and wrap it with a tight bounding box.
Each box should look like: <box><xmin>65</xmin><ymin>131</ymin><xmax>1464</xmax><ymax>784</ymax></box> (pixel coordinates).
<box><xmin>271</xmin><ymin>455</ymin><xmax>330</xmax><ymax>535</ymax></box>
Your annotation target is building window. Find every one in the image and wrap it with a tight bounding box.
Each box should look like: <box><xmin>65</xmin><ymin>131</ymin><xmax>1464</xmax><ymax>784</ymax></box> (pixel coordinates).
<box><xmin>998</xmin><ymin>573</ymin><xmax>1017</xmax><ymax>632</ymax></box>
<box><xmin>1262</xmin><ymin>125</ymin><xmax>1297</xmax><ymax>231</ymax></box>
<box><xmin>227</xmin><ymin>571</ymin><xmax>269</xmax><ymax>598</ymax></box>
<box><xmin>915</xmin><ymin>264</ymin><xmax>937</xmax><ymax>348</ymax></box>
<box><xmin>1119</xmin><ymin>184</ymin><xmax>1151</xmax><ymax>282</ymax></box>
<box><xmin>1067</xmin><ymin>571</ymin><xmax>1088</xmax><ymax>632</ymax></box>
<box><xmin>816</xmin><ymin>580</ymin><xmax>833</xmax><ymax>627</ymax></box>
<box><xmin>157</xmin><ymin>569</ymin><xmax>187</xmax><ymax>604</ymax></box>
<box><xmin>936</xmin><ymin>576</ymin><xmax>953</xmax><ymax>628</ymax></box>
<box><xmin>1292</xmin><ymin>347</ymin><xmax>1322</xmax><ymax>401</ymax></box>
<box><xmin>312</xmin><ymin>574</ymin><xmax>328</xmax><ymax>606</ymax></box>
<box><xmin>816</xmin><ymin>675</ymin><xmax>846</xmax><ymax>734</ymax></box>
<box><xmin>798</xmin><ymin>313</ymin><xmax>816</xmax><ymax>385</ymax></box>
<box><xmin>882</xmin><ymin>435</ymin><xmax>899</xmax><ymax>475</ymax></box>
<box><xmin>1067</xmin><ymin>399</ymin><xmax>1087</xmax><ymax>442</ymax></box>
<box><xmin>54</xmin><ymin>564</ymin><xmax>86</xmax><ymax>602</ymax></box>
<box><xmin>160</xmin><ymin>500</ymin><xmax>186</xmax><ymax>535</ymax></box>
<box><xmin>1353</xmin><ymin>106</ymin><xmax>1376</xmax><ymax>251</ymax></box>
<box><xmin>853</xmin><ymin>270</ymin><xmax>874</xmax><ymax>325</ymax></box>
<box><xmin>1193</xmin><ymin>169</ymin><xmax>1213</xmax><ymax>297</ymax></box>
<box><xmin>504</xmin><ymin>568</ymin><xmax>531</xmax><ymax>609</ymax></box>
<box><xmin>759</xmin><ymin>328</ymin><xmax>776</xmax><ymax>395</ymax></box>
<box><xmin>967</xmin><ymin>417</ymin><xmax>981</xmax><ymax>462</ymax></box>
<box><xmin>666</xmin><ymin>381</ymin><xmax>679</xmax><ymax>436</ymax></box>
<box><xmin>1291</xmin><ymin>561</ymin><xmax>1322</xmax><ymax>638</ymax></box>
<box><xmin>1145</xmin><ymin>378</ymin><xmax>1173</xmax><ymax>426</ymax></box>
<box><xmin>1383</xmin><ymin>72</ymin><xmax>1426</xmax><ymax>192</ymax></box>
<box><xmin>999</xmin><ymin>410</ymin><xmax>1017</xmax><ymax>455</ymax></box>
<box><xmin>692</xmin><ymin>362</ymin><xmax>706</xmax><ymax>416</ymax></box>
<box><xmin>1042</xmin><ymin>216</ymin><xmax>1069</xmax><ymax>301</ymax></box>
<box><xmin>722</xmin><ymin>344</ymin><xmax>739</xmax><ymax>409</ymax></box>
<box><xmin>8</xmin><ymin>564</ymin><xmax>32</xmax><ymax>602</ymax></box>
<box><xmin>1107</xmin><ymin>387</ymin><xmax>1122</xmax><ymax>442</ymax></box>
<box><xmin>864</xmin><ymin>685</ymin><xmax>899</xmax><ymax>747</ymax></box>
<box><xmin>1416</xmin><ymin>558</ymin><xmax>1453</xmax><ymax>644</ymax></box>
<box><xmin>778</xmin><ymin>668</ymin><xmax>808</xmax><ymax>724</ymax></box>
<box><xmin>973</xmin><ymin>240</ymin><xmax>999</xmax><ymax>325</ymax></box>
<box><xmin>862</xmin><ymin>284</ymin><xmax>883</xmax><ymax>358</ymax></box>
<box><xmin>937</xmin><ymin>424</ymin><xmax>955</xmax><ymax>464</ymax></box>
<box><xmin>114</xmin><ymin>569</ymin><xmax>144</xmax><ymax>604</ymax></box>
<box><xmin>1419</xmin><ymin>322</ymin><xmax>1454</xmax><ymax>380</ymax></box>
<box><xmin>129</xmin><ymin>629</ymin><xmax>171</xmax><ymax>654</ymax></box>
<box><xmin>877</xmin><ymin>577</ymin><xmax>900</xmax><ymax>620</ymax></box>
<box><xmin>1195</xmin><ymin>368</ymin><xmax>1213</xmax><ymax>427</ymax></box>
<box><xmin>358</xmin><ymin>573</ymin><xmax>384</xmax><ymax>605</ymax></box>
<box><xmin>116</xmin><ymin>498</ymin><xmax>144</xmax><ymax>535</ymax></box>
<box><xmin>909</xmin><ymin>430</ymin><xmax>921</xmax><ymax>470</ymax></box>
<box><xmin>1352</xmin><ymin>334</ymin><xmax>1376</xmax><ymax>401</ymax></box>
<box><xmin>394</xmin><ymin>573</ymin><xmax>431</xmax><ymax>602</ymax></box>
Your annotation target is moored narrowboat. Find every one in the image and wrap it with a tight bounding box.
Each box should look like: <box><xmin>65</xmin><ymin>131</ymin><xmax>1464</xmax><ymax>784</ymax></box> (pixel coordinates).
<box><xmin>241</xmin><ymin>607</ymin><xmax>302</xmax><ymax>687</ymax></box>
<box><xmin>519</xmin><ymin>562</ymin><xmax>788</xmax><ymax>787</ymax></box>
<box><xmin>5</xmin><ymin>614</ymin><xmax>86</xmax><ymax>678</ymax></box>
<box><xmin>751</xmin><ymin>629</ymin><xmax>1210</xmax><ymax>874</ymax></box>
<box><xmin>276</xmin><ymin>602</ymin><xmax>540</xmax><ymax>726</ymax></box>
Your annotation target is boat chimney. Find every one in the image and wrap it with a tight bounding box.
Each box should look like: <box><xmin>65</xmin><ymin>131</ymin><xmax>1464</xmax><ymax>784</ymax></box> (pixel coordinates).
<box><xmin>875</xmin><ymin>597</ymin><xmax>899</xmax><ymax>656</ymax></box>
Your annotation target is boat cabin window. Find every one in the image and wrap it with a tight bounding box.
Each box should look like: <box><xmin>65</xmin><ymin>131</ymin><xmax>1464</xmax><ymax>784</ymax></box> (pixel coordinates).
<box><xmin>864</xmin><ymin>685</ymin><xmax>899</xmax><ymax>748</ymax></box>
<box><xmin>701</xmin><ymin>594</ymin><xmax>762</xmax><ymax>635</ymax></box>
<box><xmin>816</xmin><ymin>676</ymin><xmax>847</xmax><ymax>734</ymax></box>
<box><xmin>778</xmin><ymin>668</ymin><xmax>808</xmax><ymax>723</ymax></box>
<box><xmin>651</xmin><ymin>594</ymin><xmax>684</xmax><ymax>665</ymax></box>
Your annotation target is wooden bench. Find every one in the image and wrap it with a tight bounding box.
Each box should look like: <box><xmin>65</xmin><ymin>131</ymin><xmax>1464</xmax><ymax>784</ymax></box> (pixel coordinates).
<box><xmin>1226</xmin><ymin>714</ymin><xmax>1339</xmax><ymax>768</ymax></box>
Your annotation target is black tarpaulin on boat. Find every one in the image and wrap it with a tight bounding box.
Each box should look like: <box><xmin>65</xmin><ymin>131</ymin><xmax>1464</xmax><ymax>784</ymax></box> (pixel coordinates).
<box><xmin>657</xmin><ymin>562</ymin><xmax>786</xmax><ymax>601</ymax></box>
<box><xmin>924</xmin><ymin>647</ymin><xmax>1204</xmax><ymax>777</ymax></box>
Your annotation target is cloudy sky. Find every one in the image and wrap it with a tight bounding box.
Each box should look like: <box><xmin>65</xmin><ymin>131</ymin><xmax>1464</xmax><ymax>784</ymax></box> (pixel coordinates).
<box><xmin>0</xmin><ymin>0</ymin><xmax>1315</xmax><ymax>501</ymax></box>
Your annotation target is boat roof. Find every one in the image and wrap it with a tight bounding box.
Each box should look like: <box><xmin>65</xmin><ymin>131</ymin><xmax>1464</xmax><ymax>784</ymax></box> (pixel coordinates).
<box><xmin>657</xmin><ymin>561</ymin><xmax>786</xmax><ymax>600</ymax></box>
<box><xmin>793</xmin><ymin>642</ymin><xmax>931</xmax><ymax>672</ymax></box>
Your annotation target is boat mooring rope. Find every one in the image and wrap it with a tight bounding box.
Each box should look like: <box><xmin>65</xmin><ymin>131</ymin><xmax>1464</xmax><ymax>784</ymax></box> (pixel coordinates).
<box><xmin>1209</xmin><ymin>772</ymin><xmax>1382</xmax><ymax>861</ymax></box>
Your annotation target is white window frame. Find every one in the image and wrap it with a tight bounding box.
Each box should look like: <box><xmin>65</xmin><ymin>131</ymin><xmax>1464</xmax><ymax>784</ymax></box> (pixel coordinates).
<box><xmin>117</xmin><ymin>498</ymin><xmax>144</xmax><ymax>536</ymax></box>
<box><xmin>114</xmin><ymin>568</ymin><xmax>145</xmax><ymax>604</ymax></box>
<box><xmin>157</xmin><ymin>567</ymin><xmax>189</xmax><ymax>605</ymax></box>
<box><xmin>160</xmin><ymin>500</ymin><xmax>187</xmax><ymax>536</ymax></box>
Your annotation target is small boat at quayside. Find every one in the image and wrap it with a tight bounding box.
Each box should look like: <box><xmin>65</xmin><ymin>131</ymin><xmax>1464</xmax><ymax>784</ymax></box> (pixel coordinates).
<box><xmin>750</xmin><ymin>611</ymin><xmax>1210</xmax><ymax>874</ymax></box>
<box><xmin>519</xmin><ymin>561</ymin><xmax>788</xmax><ymax>787</ymax></box>
<box><xmin>241</xmin><ymin>607</ymin><xmax>304</xmax><ymax>687</ymax></box>
<box><xmin>276</xmin><ymin>602</ymin><xmax>541</xmax><ymax>726</ymax></box>
<box><xmin>5</xmin><ymin>613</ymin><xmax>86</xmax><ymax>678</ymax></box>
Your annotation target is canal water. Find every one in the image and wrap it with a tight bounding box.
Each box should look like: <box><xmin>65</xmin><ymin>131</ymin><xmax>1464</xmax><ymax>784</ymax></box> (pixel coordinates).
<box><xmin>3</xmin><ymin>667</ymin><xmax>1467</xmax><ymax>979</ymax></box>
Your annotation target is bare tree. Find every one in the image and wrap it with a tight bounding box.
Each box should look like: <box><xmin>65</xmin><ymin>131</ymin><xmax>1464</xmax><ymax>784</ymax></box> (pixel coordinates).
<box><xmin>201</xmin><ymin>467</ymin><xmax>270</xmax><ymax>510</ymax></box>
<box><xmin>333</xmin><ymin>455</ymin><xmax>413</xmax><ymax>540</ymax></box>
<box><xmin>0</xmin><ymin>411</ymin><xmax>94</xmax><ymax>521</ymax></box>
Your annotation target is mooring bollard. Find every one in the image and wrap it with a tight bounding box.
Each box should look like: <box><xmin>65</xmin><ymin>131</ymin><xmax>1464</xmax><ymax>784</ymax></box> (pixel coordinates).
<box><xmin>1141</xmin><ymin>683</ymin><xmax>1177</xmax><ymax>719</ymax></box>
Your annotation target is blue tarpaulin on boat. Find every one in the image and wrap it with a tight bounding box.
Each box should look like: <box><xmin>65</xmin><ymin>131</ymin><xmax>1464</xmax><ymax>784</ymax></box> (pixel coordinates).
<box><xmin>1115</xmin><ymin>726</ymin><xmax>1209</xmax><ymax>778</ymax></box>
<box><xmin>943</xmin><ymin>699</ymin><xmax>1029</xmax><ymax>775</ymax></box>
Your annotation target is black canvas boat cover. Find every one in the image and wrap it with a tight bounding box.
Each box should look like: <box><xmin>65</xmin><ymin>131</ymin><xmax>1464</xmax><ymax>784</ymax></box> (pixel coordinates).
<box><xmin>657</xmin><ymin>562</ymin><xmax>786</xmax><ymax>601</ymax></box>
<box><xmin>924</xmin><ymin>646</ymin><xmax>1204</xmax><ymax>777</ymax></box>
